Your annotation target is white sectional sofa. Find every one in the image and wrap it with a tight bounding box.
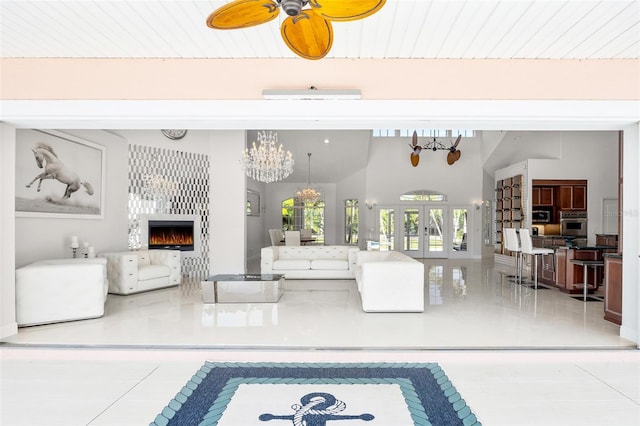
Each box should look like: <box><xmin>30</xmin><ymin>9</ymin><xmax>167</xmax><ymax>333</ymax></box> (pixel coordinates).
<box><xmin>355</xmin><ymin>251</ymin><xmax>425</xmax><ymax>312</ymax></box>
<box><xmin>261</xmin><ymin>245</ymin><xmax>360</xmax><ymax>279</ymax></box>
<box><xmin>99</xmin><ymin>249</ymin><xmax>181</xmax><ymax>295</ymax></box>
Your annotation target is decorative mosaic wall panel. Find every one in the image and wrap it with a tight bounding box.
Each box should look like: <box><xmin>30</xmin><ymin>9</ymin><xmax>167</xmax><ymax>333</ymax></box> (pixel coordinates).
<box><xmin>128</xmin><ymin>145</ymin><xmax>210</xmax><ymax>283</ymax></box>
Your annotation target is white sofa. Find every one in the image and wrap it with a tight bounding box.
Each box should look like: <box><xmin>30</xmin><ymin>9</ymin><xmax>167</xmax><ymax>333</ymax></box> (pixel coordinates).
<box><xmin>15</xmin><ymin>258</ymin><xmax>108</xmax><ymax>326</ymax></box>
<box><xmin>261</xmin><ymin>245</ymin><xmax>360</xmax><ymax>279</ymax></box>
<box><xmin>355</xmin><ymin>251</ymin><xmax>425</xmax><ymax>312</ymax></box>
<box><xmin>99</xmin><ymin>249</ymin><xmax>181</xmax><ymax>295</ymax></box>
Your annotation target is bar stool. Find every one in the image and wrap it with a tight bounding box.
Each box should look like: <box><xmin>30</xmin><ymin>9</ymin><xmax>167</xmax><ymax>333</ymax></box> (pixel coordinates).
<box><xmin>504</xmin><ymin>228</ymin><xmax>522</xmax><ymax>284</ymax></box>
<box><xmin>519</xmin><ymin>228</ymin><xmax>554</xmax><ymax>290</ymax></box>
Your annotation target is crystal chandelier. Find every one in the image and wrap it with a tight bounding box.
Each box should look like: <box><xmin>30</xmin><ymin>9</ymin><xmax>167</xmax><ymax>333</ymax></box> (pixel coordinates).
<box><xmin>241</xmin><ymin>131</ymin><xmax>294</xmax><ymax>183</ymax></box>
<box><xmin>296</xmin><ymin>153</ymin><xmax>322</xmax><ymax>203</ymax></box>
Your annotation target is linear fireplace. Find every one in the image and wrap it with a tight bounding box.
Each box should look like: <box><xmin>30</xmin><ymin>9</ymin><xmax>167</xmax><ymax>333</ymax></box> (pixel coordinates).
<box><xmin>148</xmin><ymin>220</ymin><xmax>194</xmax><ymax>251</ymax></box>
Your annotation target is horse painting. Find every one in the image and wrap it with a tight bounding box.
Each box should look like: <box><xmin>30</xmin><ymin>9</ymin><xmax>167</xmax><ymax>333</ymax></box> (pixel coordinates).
<box><xmin>26</xmin><ymin>143</ymin><xmax>94</xmax><ymax>200</ymax></box>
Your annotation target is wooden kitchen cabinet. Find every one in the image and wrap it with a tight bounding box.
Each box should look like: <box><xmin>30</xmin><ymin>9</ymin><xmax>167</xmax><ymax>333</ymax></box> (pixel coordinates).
<box><xmin>596</xmin><ymin>234</ymin><xmax>618</xmax><ymax>249</ymax></box>
<box><xmin>542</xmin><ymin>255</ymin><xmax>555</xmax><ymax>283</ymax></box>
<box><xmin>559</xmin><ymin>185</ymin><xmax>587</xmax><ymax>210</ymax></box>
<box><xmin>532</xmin><ymin>186</ymin><xmax>554</xmax><ymax>206</ymax></box>
<box><xmin>529</xmin><ymin>237</ymin><xmax>564</xmax><ymax>287</ymax></box>
<box><xmin>555</xmin><ymin>248</ymin><xmax>567</xmax><ymax>289</ymax></box>
<box><xmin>603</xmin><ymin>254</ymin><xmax>622</xmax><ymax>325</ymax></box>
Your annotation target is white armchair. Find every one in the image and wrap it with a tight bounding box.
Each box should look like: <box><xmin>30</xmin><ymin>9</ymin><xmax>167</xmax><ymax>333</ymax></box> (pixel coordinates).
<box><xmin>99</xmin><ymin>249</ymin><xmax>181</xmax><ymax>295</ymax></box>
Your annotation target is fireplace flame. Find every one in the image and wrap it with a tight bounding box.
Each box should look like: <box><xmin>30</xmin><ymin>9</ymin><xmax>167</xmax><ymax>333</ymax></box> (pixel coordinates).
<box><xmin>149</xmin><ymin>231</ymin><xmax>194</xmax><ymax>246</ymax></box>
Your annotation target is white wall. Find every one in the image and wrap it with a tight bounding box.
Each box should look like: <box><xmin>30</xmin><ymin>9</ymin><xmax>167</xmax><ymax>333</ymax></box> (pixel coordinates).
<box><xmin>1</xmin><ymin>124</ymin><xmax>17</xmax><ymax>338</ymax></box>
<box><xmin>246</xmin><ymin>179</ymin><xmax>267</xmax><ymax>269</ymax></box>
<box><xmin>115</xmin><ymin>129</ymin><xmax>247</xmax><ymax>275</ymax></box>
<box><xmin>336</xmin><ymin>168</ymin><xmax>367</xmax><ymax>249</ymax></box>
<box><xmin>620</xmin><ymin>124</ymin><xmax>639</xmax><ymax>345</ymax></box>
<box><xmin>365</xmin><ymin>135</ymin><xmax>483</xmax><ymax>205</ymax></box>
<box><xmin>209</xmin><ymin>130</ymin><xmax>246</xmax><ymax>274</ymax></box>
<box><xmin>526</xmin><ymin>131</ymin><xmax>618</xmax><ymax>245</ymax></box>
<box><xmin>14</xmin><ymin>130</ymin><xmax>129</xmax><ymax>267</ymax></box>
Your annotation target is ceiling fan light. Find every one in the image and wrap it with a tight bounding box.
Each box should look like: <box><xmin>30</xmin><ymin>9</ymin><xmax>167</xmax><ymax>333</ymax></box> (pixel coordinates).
<box><xmin>282</xmin><ymin>0</ymin><xmax>304</xmax><ymax>16</ymax></box>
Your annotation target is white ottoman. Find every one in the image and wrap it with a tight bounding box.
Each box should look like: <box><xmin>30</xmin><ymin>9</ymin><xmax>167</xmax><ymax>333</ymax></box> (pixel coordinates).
<box><xmin>15</xmin><ymin>258</ymin><xmax>108</xmax><ymax>327</ymax></box>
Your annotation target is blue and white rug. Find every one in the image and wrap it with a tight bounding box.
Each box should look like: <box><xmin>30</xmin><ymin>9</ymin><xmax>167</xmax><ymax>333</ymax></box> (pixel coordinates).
<box><xmin>152</xmin><ymin>362</ymin><xmax>481</xmax><ymax>426</ymax></box>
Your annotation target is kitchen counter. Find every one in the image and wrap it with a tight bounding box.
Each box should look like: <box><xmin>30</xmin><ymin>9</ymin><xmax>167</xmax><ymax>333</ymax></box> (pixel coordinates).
<box><xmin>603</xmin><ymin>253</ymin><xmax>622</xmax><ymax>259</ymax></box>
<box><xmin>532</xmin><ymin>235</ymin><xmax>587</xmax><ymax>249</ymax></box>
<box><xmin>567</xmin><ymin>245</ymin><xmax>618</xmax><ymax>250</ymax></box>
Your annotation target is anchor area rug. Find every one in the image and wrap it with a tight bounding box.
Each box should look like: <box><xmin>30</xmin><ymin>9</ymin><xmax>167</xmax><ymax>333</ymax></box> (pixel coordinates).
<box><xmin>152</xmin><ymin>362</ymin><xmax>481</xmax><ymax>426</ymax></box>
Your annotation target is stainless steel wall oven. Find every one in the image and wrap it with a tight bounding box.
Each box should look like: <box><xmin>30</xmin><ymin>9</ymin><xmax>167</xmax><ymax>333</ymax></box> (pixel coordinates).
<box><xmin>560</xmin><ymin>211</ymin><xmax>587</xmax><ymax>237</ymax></box>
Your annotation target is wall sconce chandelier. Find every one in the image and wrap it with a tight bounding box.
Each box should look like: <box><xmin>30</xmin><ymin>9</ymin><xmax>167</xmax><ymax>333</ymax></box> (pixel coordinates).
<box><xmin>296</xmin><ymin>153</ymin><xmax>322</xmax><ymax>203</ymax></box>
<box><xmin>241</xmin><ymin>131</ymin><xmax>294</xmax><ymax>183</ymax></box>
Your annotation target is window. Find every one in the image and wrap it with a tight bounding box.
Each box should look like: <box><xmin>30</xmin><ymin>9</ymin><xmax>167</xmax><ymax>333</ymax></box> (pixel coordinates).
<box><xmin>452</xmin><ymin>208</ymin><xmax>468</xmax><ymax>252</ymax></box>
<box><xmin>373</xmin><ymin>129</ymin><xmax>476</xmax><ymax>139</ymax></box>
<box><xmin>372</xmin><ymin>129</ymin><xmax>396</xmax><ymax>137</ymax></box>
<box><xmin>400</xmin><ymin>190</ymin><xmax>447</xmax><ymax>202</ymax></box>
<box><xmin>399</xmin><ymin>129</ymin><xmax>448</xmax><ymax>138</ymax></box>
<box><xmin>451</xmin><ymin>129</ymin><xmax>476</xmax><ymax>138</ymax></box>
<box><xmin>378</xmin><ymin>208</ymin><xmax>395</xmax><ymax>251</ymax></box>
<box><xmin>282</xmin><ymin>198</ymin><xmax>325</xmax><ymax>244</ymax></box>
<box><xmin>344</xmin><ymin>199</ymin><xmax>359</xmax><ymax>245</ymax></box>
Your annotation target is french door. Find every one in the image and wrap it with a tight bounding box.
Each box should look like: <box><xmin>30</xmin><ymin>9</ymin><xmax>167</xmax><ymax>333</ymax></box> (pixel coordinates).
<box><xmin>399</xmin><ymin>206</ymin><xmax>448</xmax><ymax>258</ymax></box>
<box><xmin>375</xmin><ymin>206</ymin><xmax>469</xmax><ymax>258</ymax></box>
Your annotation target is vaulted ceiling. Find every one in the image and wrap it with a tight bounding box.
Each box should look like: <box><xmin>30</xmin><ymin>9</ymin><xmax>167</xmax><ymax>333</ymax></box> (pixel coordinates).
<box><xmin>1</xmin><ymin>0</ymin><xmax>638</xmax><ymax>59</ymax></box>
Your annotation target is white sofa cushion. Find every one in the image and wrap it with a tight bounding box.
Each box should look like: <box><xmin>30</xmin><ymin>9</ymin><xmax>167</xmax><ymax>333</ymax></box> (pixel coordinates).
<box><xmin>273</xmin><ymin>259</ymin><xmax>311</xmax><ymax>270</ymax></box>
<box><xmin>278</xmin><ymin>247</ymin><xmax>313</xmax><ymax>259</ymax></box>
<box><xmin>138</xmin><ymin>264</ymin><xmax>171</xmax><ymax>281</ymax></box>
<box><xmin>261</xmin><ymin>245</ymin><xmax>359</xmax><ymax>279</ymax></box>
<box><xmin>99</xmin><ymin>249</ymin><xmax>181</xmax><ymax>295</ymax></box>
<box><xmin>311</xmin><ymin>259</ymin><xmax>349</xmax><ymax>270</ymax></box>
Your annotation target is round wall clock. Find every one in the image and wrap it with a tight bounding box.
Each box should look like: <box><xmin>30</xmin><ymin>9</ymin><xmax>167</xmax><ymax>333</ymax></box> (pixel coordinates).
<box><xmin>161</xmin><ymin>129</ymin><xmax>187</xmax><ymax>140</ymax></box>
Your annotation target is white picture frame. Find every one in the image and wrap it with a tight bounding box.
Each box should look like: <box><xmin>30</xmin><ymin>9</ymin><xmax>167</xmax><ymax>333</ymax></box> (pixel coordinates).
<box><xmin>15</xmin><ymin>129</ymin><xmax>106</xmax><ymax>219</ymax></box>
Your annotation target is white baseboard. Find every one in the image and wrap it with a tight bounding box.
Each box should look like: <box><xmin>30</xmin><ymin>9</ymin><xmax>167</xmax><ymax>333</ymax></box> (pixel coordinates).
<box><xmin>620</xmin><ymin>325</ymin><xmax>639</xmax><ymax>347</ymax></box>
<box><xmin>0</xmin><ymin>321</ymin><xmax>18</xmax><ymax>339</ymax></box>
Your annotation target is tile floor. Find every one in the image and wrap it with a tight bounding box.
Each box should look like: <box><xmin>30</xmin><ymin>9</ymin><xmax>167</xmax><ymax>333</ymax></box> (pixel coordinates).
<box><xmin>1</xmin><ymin>259</ymin><xmax>638</xmax><ymax>425</ymax></box>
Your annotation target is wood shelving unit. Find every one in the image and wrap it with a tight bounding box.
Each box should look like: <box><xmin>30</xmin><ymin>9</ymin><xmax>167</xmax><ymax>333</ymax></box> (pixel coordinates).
<box><xmin>495</xmin><ymin>174</ymin><xmax>522</xmax><ymax>254</ymax></box>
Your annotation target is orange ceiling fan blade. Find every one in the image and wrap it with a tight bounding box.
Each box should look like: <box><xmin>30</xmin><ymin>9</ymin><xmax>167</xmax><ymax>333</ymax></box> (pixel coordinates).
<box><xmin>281</xmin><ymin>12</ymin><xmax>333</xmax><ymax>60</ymax></box>
<box><xmin>309</xmin><ymin>0</ymin><xmax>386</xmax><ymax>22</ymax></box>
<box><xmin>207</xmin><ymin>0</ymin><xmax>280</xmax><ymax>30</ymax></box>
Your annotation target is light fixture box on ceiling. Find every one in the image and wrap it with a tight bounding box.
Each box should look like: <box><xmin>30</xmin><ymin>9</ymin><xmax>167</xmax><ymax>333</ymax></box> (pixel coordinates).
<box><xmin>262</xmin><ymin>89</ymin><xmax>361</xmax><ymax>100</ymax></box>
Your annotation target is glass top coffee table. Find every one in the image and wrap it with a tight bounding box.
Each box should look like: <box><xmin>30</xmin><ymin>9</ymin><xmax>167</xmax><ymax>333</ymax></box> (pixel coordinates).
<box><xmin>201</xmin><ymin>274</ymin><xmax>284</xmax><ymax>303</ymax></box>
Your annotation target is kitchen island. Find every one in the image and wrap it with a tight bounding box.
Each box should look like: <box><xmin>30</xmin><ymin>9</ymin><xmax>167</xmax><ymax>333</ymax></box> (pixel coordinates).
<box><xmin>530</xmin><ymin>236</ymin><xmax>617</xmax><ymax>294</ymax></box>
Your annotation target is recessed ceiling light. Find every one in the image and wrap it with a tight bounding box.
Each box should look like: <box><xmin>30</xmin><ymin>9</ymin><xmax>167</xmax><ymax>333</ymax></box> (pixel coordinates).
<box><xmin>324</xmin><ymin>139</ymin><xmax>330</xmax><ymax>144</ymax></box>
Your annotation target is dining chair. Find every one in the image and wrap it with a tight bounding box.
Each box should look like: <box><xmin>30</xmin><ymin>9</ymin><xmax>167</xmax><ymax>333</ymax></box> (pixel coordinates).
<box><xmin>519</xmin><ymin>228</ymin><xmax>554</xmax><ymax>290</ymax></box>
<box><xmin>274</xmin><ymin>229</ymin><xmax>284</xmax><ymax>243</ymax></box>
<box><xmin>285</xmin><ymin>230</ymin><xmax>301</xmax><ymax>246</ymax></box>
<box><xmin>503</xmin><ymin>228</ymin><xmax>522</xmax><ymax>284</ymax></box>
<box><xmin>269</xmin><ymin>229</ymin><xmax>282</xmax><ymax>246</ymax></box>
<box><xmin>300</xmin><ymin>228</ymin><xmax>312</xmax><ymax>245</ymax></box>
<box><xmin>300</xmin><ymin>228</ymin><xmax>312</xmax><ymax>239</ymax></box>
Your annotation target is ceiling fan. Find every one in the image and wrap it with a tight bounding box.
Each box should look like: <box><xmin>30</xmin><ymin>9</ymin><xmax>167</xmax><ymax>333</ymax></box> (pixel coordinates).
<box><xmin>409</xmin><ymin>130</ymin><xmax>422</xmax><ymax>167</ymax></box>
<box><xmin>447</xmin><ymin>135</ymin><xmax>462</xmax><ymax>165</ymax></box>
<box><xmin>206</xmin><ymin>0</ymin><xmax>386</xmax><ymax>60</ymax></box>
<box><xmin>408</xmin><ymin>131</ymin><xmax>463</xmax><ymax>167</ymax></box>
